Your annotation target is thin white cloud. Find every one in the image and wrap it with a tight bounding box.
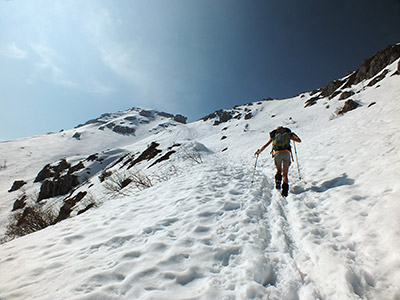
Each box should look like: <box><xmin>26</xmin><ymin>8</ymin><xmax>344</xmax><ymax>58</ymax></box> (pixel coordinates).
<box><xmin>88</xmin><ymin>78</ymin><xmax>114</xmax><ymax>95</ymax></box>
<box><xmin>84</xmin><ymin>7</ymin><xmax>150</xmax><ymax>87</ymax></box>
<box><xmin>98</xmin><ymin>42</ymin><xmax>146</xmax><ymax>84</ymax></box>
<box><xmin>0</xmin><ymin>43</ymin><xmax>27</xmax><ymax>59</ymax></box>
<box><xmin>29</xmin><ymin>43</ymin><xmax>76</xmax><ymax>87</ymax></box>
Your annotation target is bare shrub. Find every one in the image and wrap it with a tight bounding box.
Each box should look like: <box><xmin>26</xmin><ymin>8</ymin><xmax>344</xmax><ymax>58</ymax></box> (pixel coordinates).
<box><xmin>4</xmin><ymin>206</ymin><xmax>57</xmax><ymax>240</ymax></box>
<box><xmin>103</xmin><ymin>171</ymin><xmax>133</xmax><ymax>195</ymax></box>
<box><xmin>103</xmin><ymin>170</ymin><xmax>154</xmax><ymax>195</ymax></box>
<box><xmin>0</xmin><ymin>160</ymin><xmax>6</xmax><ymax>171</ymax></box>
<box><xmin>131</xmin><ymin>172</ymin><xmax>153</xmax><ymax>191</ymax></box>
<box><xmin>181</xmin><ymin>148</ymin><xmax>203</xmax><ymax>164</ymax></box>
<box><xmin>152</xmin><ymin>166</ymin><xmax>180</xmax><ymax>183</ymax></box>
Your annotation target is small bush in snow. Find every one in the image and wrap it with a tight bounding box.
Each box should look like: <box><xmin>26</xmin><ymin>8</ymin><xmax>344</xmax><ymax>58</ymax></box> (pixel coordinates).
<box><xmin>181</xmin><ymin>148</ymin><xmax>203</xmax><ymax>164</ymax></box>
<box><xmin>103</xmin><ymin>171</ymin><xmax>133</xmax><ymax>195</ymax></box>
<box><xmin>0</xmin><ymin>160</ymin><xmax>7</xmax><ymax>171</ymax></box>
<box><xmin>103</xmin><ymin>170</ymin><xmax>153</xmax><ymax>195</ymax></box>
<box><xmin>4</xmin><ymin>206</ymin><xmax>57</xmax><ymax>241</ymax></box>
<box><xmin>131</xmin><ymin>172</ymin><xmax>153</xmax><ymax>191</ymax></box>
<box><xmin>152</xmin><ymin>166</ymin><xmax>180</xmax><ymax>183</ymax></box>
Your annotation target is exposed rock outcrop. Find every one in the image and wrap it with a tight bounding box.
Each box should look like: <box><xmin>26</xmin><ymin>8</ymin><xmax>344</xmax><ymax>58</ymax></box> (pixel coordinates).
<box><xmin>68</xmin><ymin>162</ymin><xmax>85</xmax><ymax>174</ymax></box>
<box><xmin>339</xmin><ymin>91</ymin><xmax>355</xmax><ymax>100</ymax></box>
<box><xmin>72</xmin><ymin>132</ymin><xmax>81</xmax><ymax>140</ymax></box>
<box><xmin>37</xmin><ymin>174</ymin><xmax>79</xmax><ymax>201</ymax></box>
<box><xmin>174</xmin><ymin>114</ymin><xmax>187</xmax><ymax>124</ymax></box>
<box><xmin>149</xmin><ymin>150</ymin><xmax>176</xmax><ymax>168</ymax></box>
<box><xmin>202</xmin><ymin>110</ymin><xmax>234</xmax><ymax>125</ymax></box>
<box><xmin>305</xmin><ymin>44</ymin><xmax>400</xmax><ymax>107</ymax></box>
<box><xmin>244</xmin><ymin>113</ymin><xmax>253</xmax><ymax>120</ymax></box>
<box><xmin>368</xmin><ymin>69</ymin><xmax>389</xmax><ymax>87</ymax></box>
<box><xmin>34</xmin><ymin>159</ymin><xmax>71</xmax><ymax>183</ymax></box>
<box><xmin>157</xmin><ymin>111</ymin><xmax>174</xmax><ymax>118</ymax></box>
<box><xmin>12</xmin><ymin>195</ymin><xmax>27</xmax><ymax>211</ymax></box>
<box><xmin>319</xmin><ymin>80</ymin><xmax>345</xmax><ymax>98</ymax></box>
<box><xmin>304</xmin><ymin>96</ymin><xmax>320</xmax><ymax>108</ymax></box>
<box><xmin>54</xmin><ymin>191</ymin><xmax>87</xmax><ymax>223</ymax></box>
<box><xmin>128</xmin><ymin>142</ymin><xmax>162</xmax><ymax>169</ymax></box>
<box><xmin>337</xmin><ymin>99</ymin><xmax>360</xmax><ymax>115</ymax></box>
<box><xmin>139</xmin><ymin>110</ymin><xmax>153</xmax><ymax>118</ymax></box>
<box><xmin>112</xmin><ymin>125</ymin><xmax>136</xmax><ymax>135</ymax></box>
<box><xmin>343</xmin><ymin>44</ymin><xmax>400</xmax><ymax>89</ymax></box>
<box><xmin>8</xmin><ymin>180</ymin><xmax>27</xmax><ymax>192</ymax></box>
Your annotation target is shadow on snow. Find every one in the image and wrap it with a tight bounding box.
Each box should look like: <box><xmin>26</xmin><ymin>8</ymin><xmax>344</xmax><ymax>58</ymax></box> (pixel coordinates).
<box><xmin>292</xmin><ymin>173</ymin><xmax>355</xmax><ymax>194</ymax></box>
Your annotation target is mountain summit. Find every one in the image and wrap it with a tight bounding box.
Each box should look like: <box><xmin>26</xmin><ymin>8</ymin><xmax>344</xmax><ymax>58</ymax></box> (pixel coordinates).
<box><xmin>0</xmin><ymin>44</ymin><xmax>399</xmax><ymax>300</ymax></box>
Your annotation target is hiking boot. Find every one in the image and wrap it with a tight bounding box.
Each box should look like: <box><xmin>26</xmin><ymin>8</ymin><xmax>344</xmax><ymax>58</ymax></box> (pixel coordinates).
<box><xmin>281</xmin><ymin>183</ymin><xmax>289</xmax><ymax>197</ymax></box>
<box><xmin>275</xmin><ymin>173</ymin><xmax>282</xmax><ymax>189</ymax></box>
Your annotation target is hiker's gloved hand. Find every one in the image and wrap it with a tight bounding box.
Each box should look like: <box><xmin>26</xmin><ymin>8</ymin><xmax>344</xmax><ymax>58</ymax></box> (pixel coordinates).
<box><xmin>255</xmin><ymin>149</ymin><xmax>260</xmax><ymax>156</ymax></box>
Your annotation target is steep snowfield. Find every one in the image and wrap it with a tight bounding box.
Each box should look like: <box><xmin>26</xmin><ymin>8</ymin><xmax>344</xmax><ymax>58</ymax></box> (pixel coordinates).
<box><xmin>0</xmin><ymin>59</ymin><xmax>399</xmax><ymax>299</ymax></box>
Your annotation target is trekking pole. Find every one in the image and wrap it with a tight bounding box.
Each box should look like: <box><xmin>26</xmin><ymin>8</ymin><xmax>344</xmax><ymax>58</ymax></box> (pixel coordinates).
<box><xmin>251</xmin><ymin>153</ymin><xmax>259</xmax><ymax>186</ymax></box>
<box><xmin>293</xmin><ymin>142</ymin><xmax>301</xmax><ymax>180</ymax></box>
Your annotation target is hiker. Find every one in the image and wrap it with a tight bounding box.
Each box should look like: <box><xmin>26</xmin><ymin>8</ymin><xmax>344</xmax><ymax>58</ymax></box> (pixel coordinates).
<box><xmin>255</xmin><ymin>126</ymin><xmax>301</xmax><ymax>197</ymax></box>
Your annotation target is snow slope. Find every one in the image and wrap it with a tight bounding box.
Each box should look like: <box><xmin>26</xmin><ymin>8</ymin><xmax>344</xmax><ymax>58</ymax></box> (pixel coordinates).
<box><xmin>0</xmin><ymin>108</ymin><xmax>185</xmax><ymax>234</ymax></box>
<box><xmin>0</xmin><ymin>58</ymin><xmax>399</xmax><ymax>299</ymax></box>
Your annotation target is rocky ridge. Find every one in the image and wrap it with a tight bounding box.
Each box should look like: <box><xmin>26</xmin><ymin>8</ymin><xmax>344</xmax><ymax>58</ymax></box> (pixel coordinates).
<box><xmin>305</xmin><ymin>44</ymin><xmax>400</xmax><ymax>108</ymax></box>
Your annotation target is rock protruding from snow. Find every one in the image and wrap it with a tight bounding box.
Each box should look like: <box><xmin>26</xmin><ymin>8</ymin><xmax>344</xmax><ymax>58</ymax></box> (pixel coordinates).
<box><xmin>337</xmin><ymin>99</ymin><xmax>360</xmax><ymax>115</ymax></box>
<box><xmin>37</xmin><ymin>174</ymin><xmax>80</xmax><ymax>201</ymax></box>
<box><xmin>127</xmin><ymin>142</ymin><xmax>162</xmax><ymax>169</ymax></box>
<box><xmin>367</xmin><ymin>69</ymin><xmax>389</xmax><ymax>87</ymax></box>
<box><xmin>319</xmin><ymin>79</ymin><xmax>345</xmax><ymax>98</ymax></box>
<box><xmin>54</xmin><ymin>191</ymin><xmax>88</xmax><ymax>223</ymax></box>
<box><xmin>202</xmin><ymin>109</ymin><xmax>233</xmax><ymax>125</ymax></box>
<box><xmin>174</xmin><ymin>114</ymin><xmax>187</xmax><ymax>124</ymax></box>
<box><xmin>12</xmin><ymin>195</ymin><xmax>27</xmax><ymax>211</ymax></box>
<box><xmin>339</xmin><ymin>91</ymin><xmax>356</xmax><ymax>100</ymax></box>
<box><xmin>34</xmin><ymin>159</ymin><xmax>71</xmax><ymax>183</ymax></box>
<box><xmin>112</xmin><ymin>125</ymin><xmax>136</xmax><ymax>135</ymax></box>
<box><xmin>304</xmin><ymin>43</ymin><xmax>400</xmax><ymax>107</ymax></box>
<box><xmin>343</xmin><ymin>44</ymin><xmax>400</xmax><ymax>89</ymax></box>
<box><xmin>8</xmin><ymin>180</ymin><xmax>27</xmax><ymax>193</ymax></box>
<box><xmin>201</xmin><ymin>105</ymin><xmax>257</xmax><ymax>125</ymax></box>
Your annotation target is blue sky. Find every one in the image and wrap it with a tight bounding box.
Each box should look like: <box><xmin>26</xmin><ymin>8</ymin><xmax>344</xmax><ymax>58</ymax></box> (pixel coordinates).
<box><xmin>1</xmin><ymin>0</ymin><xmax>399</xmax><ymax>141</ymax></box>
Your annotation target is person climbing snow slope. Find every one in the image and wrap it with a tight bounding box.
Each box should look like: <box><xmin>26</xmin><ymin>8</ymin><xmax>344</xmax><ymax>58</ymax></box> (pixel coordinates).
<box><xmin>255</xmin><ymin>126</ymin><xmax>301</xmax><ymax>197</ymax></box>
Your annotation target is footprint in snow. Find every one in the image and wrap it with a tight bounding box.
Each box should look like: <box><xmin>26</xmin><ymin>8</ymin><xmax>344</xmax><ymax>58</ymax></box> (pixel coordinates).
<box><xmin>159</xmin><ymin>253</ymin><xmax>189</xmax><ymax>266</ymax></box>
<box><xmin>62</xmin><ymin>234</ymin><xmax>85</xmax><ymax>245</ymax></box>
<box><xmin>221</xmin><ymin>201</ymin><xmax>241</xmax><ymax>211</ymax></box>
<box><xmin>121</xmin><ymin>251</ymin><xmax>142</xmax><ymax>260</ymax></box>
<box><xmin>193</xmin><ymin>225</ymin><xmax>211</xmax><ymax>233</ymax></box>
<box><xmin>229</xmin><ymin>188</ymin><xmax>242</xmax><ymax>195</ymax></box>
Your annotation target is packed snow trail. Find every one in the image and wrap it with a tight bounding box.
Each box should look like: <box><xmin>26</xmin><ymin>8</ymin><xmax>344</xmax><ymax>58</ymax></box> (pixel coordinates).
<box><xmin>0</xmin><ymin>152</ymin><xmax>380</xmax><ymax>300</ymax></box>
<box><xmin>248</xmin><ymin>153</ymin><xmax>388</xmax><ymax>300</ymax></box>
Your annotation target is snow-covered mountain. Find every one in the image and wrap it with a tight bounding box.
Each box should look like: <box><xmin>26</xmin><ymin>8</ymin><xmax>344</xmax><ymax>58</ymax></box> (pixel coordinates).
<box><xmin>0</xmin><ymin>44</ymin><xmax>399</xmax><ymax>300</ymax></box>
